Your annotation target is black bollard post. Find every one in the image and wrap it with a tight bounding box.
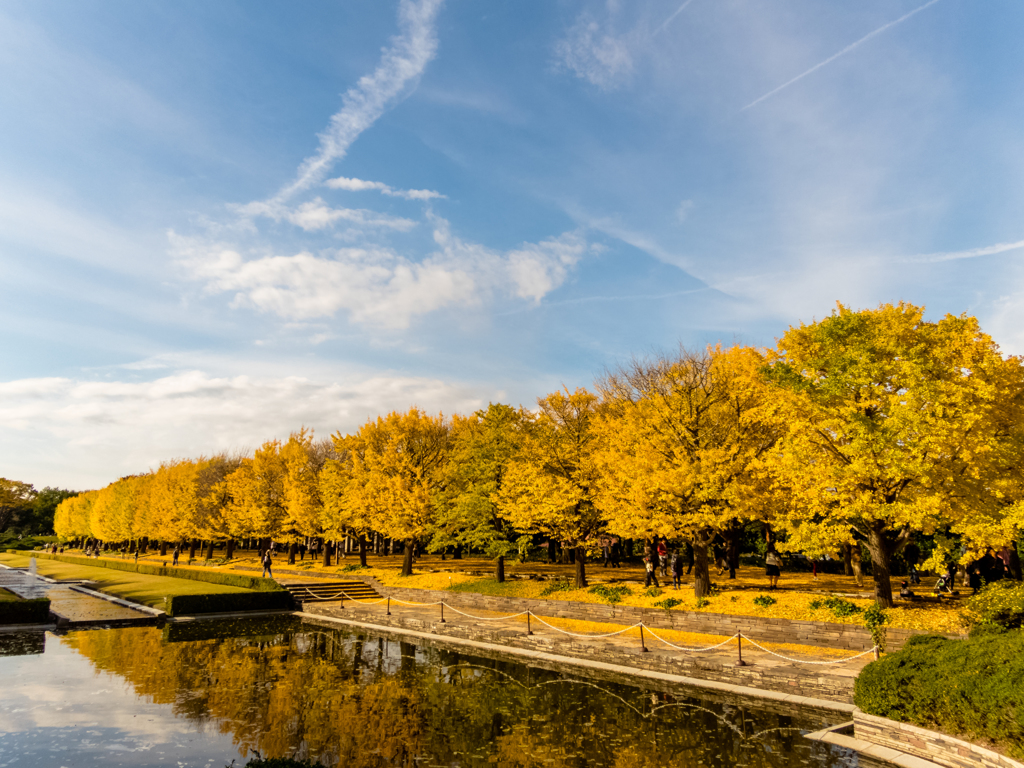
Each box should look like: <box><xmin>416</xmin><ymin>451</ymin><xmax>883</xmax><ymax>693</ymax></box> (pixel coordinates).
<box><xmin>386</xmin><ymin>596</ymin><xmax>391</xmax><ymax>616</ymax></box>
<box><xmin>735</xmin><ymin>633</ymin><xmax>748</xmax><ymax>667</ymax></box>
<box><xmin>640</xmin><ymin>624</ymin><xmax>649</xmax><ymax>653</ymax></box>
<box><xmin>526</xmin><ymin>611</ymin><xmax>533</xmax><ymax>636</ymax></box>
<box><xmin>440</xmin><ymin>602</ymin><xmax>446</xmax><ymax>623</ymax></box>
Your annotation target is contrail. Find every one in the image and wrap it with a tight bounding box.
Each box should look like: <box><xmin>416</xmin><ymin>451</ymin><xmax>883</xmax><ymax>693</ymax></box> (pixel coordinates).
<box><xmin>654</xmin><ymin>0</ymin><xmax>696</xmax><ymax>36</ymax></box>
<box><xmin>903</xmin><ymin>239</ymin><xmax>1024</xmax><ymax>264</ymax></box>
<box><xmin>741</xmin><ymin>0</ymin><xmax>941</xmax><ymax>111</ymax></box>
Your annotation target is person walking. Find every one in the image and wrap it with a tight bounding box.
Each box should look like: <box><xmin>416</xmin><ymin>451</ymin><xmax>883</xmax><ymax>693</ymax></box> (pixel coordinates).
<box><xmin>610</xmin><ymin>539</ymin><xmax>621</xmax><ymax>568</ymax></box>
<box><xmin>172</xmin><ymin>547</ymin><xmax>180</xmax><ymax>567</ymax></box>
<box><xmin>644</xmin><ymin>556</ymin><xmax>660</xmax><ymax>588</ymax></box>
<box><xmin>262</xmin><ymin>550</ymin><xmax>274</xmax><ymax>579</ymax></box>
<box><xmin>671</xmin><ymin>550</ymin><xmax>683</xmax><ymax>589</ymax></box>
<box><xmin>657</xmin><ymin>538</ymin><xmax>668</xmax><ymax>578</ymax></box>
<box><xmin>765</xmin><ymin>546</ymin><xmax>782</xmax><ymax>590</ymax></box>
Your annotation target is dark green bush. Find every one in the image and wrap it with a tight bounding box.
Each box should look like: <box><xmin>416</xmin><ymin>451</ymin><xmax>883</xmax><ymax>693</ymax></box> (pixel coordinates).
<box><xmin>654</xmin><ymin>597</ymin><xmax>682</xmax><ymax>610</ymax></box>
<box><xmin>588</xmin><ymin>584</ymin><xmax>632</xmax><ymax>604</ymax></box>
<box><xmin>0</xmin><ymin>598</ymin><xmax>51</xmax><ymax>624</ymax></box>
<box><xmin>540</xmin><ymin>580</ymin><xmax>574</xmax><ymax>596</ymax></box>
<box><xmin>643</xmin><ymin>587</ymin><xmax>663</xmax><ymax>598</ymax></box>
<box><xmin>241</xmin><ymin>756</ymin><xmax>318</xmax><ymax>767</ymax></box>
<box><xmin>32</xmin><ymin>553</ymin><xmax>284</xmax><ymax>592</ymax></box>
<box><xmin>809</xmin><ymin>596</ymin><xmax>862</xmax><ymax>617</ymax></box>
<box><xmin>854</xmin><ymin>629</ymin><xmax>1024</xmax><ymax>759</ymax></box>
<box><xmin>753</xmin><ymin>594</ymin><xmax>777</xmax><ymax>608</ymax></box>
<box><xmin>166</xmin><ymin>591</ymin><xmax>294</xmax><ymax>617</ymax></box>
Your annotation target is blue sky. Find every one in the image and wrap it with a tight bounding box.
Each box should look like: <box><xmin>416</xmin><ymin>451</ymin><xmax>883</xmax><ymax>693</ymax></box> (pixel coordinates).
<box><xmin>2</xmin><ymin>0</ymin><xmax>1023</xmax><ymax>489</ymax></box>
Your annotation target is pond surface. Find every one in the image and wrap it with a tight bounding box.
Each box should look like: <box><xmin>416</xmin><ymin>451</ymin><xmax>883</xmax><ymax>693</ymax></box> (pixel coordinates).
<box><xmin>0</xmin><ymin>617</ymin><xmax>866</xmax><ymax>768</ymax></box>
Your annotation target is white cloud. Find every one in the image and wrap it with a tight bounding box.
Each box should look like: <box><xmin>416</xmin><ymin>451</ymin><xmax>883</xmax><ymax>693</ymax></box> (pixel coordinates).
<box><xmin>172</xmin><ymin>220</ymin><xmax>587</xmax><ymax>328</ymax></box>
<box><xmin>0</xmin><ymin>369</ymin><xmax>488</xmax><ymax>488</ymax></box>
<box><xmin>902</xmin><ymin>238</ymin><xmax>1024</xmax><ymax>264</ymax></box>
<box><xmin>234</xmin><ymin>198</ymin><xmax>416</xmax><ymax>232</ymax></box>
<box><xmin>555</xmin><ymin>13</ymin><xmax>634</xmax><ymax>90</ymax></box>
<box><xmin>741</xmin><ymin>0</ymin><xmax>942</xmax><ymax>111</ymax></box>
<box><xmin>276</xmin><ymin>0</ymin><xmax>445</xmax><ymax>200</ymax></box>
<box><xmin>326</xmin><ymin>175</ymin><xmax>446</xmax><ymax>200</ymax></box>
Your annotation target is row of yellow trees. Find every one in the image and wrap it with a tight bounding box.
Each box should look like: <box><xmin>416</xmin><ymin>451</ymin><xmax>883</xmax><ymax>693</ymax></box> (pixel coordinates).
<box><xmin>55</xmin><ymin>303</ymin><xmax>1024</xmax><ymax>606</ymax></box>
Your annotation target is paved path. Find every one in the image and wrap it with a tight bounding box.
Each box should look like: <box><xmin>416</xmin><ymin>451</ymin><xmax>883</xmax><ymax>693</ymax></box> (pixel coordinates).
<box><xmin>0</xmin><ymin>564</ymin><xmax>153</xmax><ymax>625</ymax></box>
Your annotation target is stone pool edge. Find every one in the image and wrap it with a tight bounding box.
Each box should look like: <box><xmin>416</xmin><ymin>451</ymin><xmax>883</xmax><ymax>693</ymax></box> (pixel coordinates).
<box><xmin>299</xmin><ymin>610</ymin><xmax>1021</xmax><ymax>768</ymax></box>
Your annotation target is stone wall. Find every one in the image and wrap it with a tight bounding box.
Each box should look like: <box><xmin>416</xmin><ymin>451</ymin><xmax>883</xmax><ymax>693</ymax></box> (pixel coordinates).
<box><xmin>302</xmin><ymin>602</ymin><xmax>858</xmax><ymax>703</ymax></box>
<box><xmin>352</xmin><ymin>575</ymin><xmax>954</xmax><ymax>652</ymax></box>
<box><xmin>854</xmin><ymin>711</ymin><xmax>1023</xmax><ymax>768</ymax></box>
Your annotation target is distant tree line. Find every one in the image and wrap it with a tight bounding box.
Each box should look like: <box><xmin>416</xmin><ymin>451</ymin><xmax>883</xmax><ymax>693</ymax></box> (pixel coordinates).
<box><xmin>54</xmin><ymin>303</ymin><xmax>1024</xmax><ymax>607</ymax></box>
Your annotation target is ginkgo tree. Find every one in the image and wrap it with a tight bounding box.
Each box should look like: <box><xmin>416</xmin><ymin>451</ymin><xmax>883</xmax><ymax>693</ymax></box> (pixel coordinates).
<box><xmin>594</xmin><ymin>345</ymin><xmax>780</xmax><ymax>598</ymax></box>
<box><xmin>429</xmin><ymin>403</ymin><xmax>534</xmax><ymax>580</ymax></box>
<box><xmin>762</xmin><ymin>302</ymin><xmax>1024</xmax><ymax>607</ymax></box>
<box><xmin>497</xmin><ymin>389</ymin><xmax>604</xmax><ymax>588</ymax></box>
<box><xmin>335</xmin><ymin>408</ymin><xmax>452</xmax><ymax>576</ymax></box>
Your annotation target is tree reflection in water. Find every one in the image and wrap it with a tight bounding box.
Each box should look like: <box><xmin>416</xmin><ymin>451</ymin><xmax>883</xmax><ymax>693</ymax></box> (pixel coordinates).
<box><xmin>60</xmin><ymin>618</ymin><xmax>857</xmax><ymax>767</ymax></box>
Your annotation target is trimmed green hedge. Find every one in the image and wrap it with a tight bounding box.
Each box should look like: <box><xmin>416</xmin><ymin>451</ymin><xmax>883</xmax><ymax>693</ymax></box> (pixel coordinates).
<box><xmin>854</xmin><ymin>630</ymin><xmax>1024</xmax><ymax>759</ymax></box>
<box><xmin>166</xmin><ymin>590</ymin><xmax>294</xmax><ymax>617</ymax></box>
<box><xmin>0</xmin><ymin>598</ymin><xmax>51</xmax><ymax>625</ymax></box>
<box><xmin>28</xmin><ymin>552</ymin><xmax>285</xmax><ymax>592</ymax></box>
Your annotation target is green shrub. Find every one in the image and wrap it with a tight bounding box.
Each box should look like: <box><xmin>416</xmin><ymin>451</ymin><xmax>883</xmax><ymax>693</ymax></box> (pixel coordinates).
<box><xmin>588</xmin><ymin>584</ymin><xmax>632</xmax><ymax>604</ymax></box>
<box><xmin>961</xmin><ymin>580</ymin><xmax>1024</xmax><ymax>630</ymax></box>
<box><xmin>654</xmin><ymin>597</ymin><xmax>682</xmax><ymax>610</ymax></box>
<box><xmin>854</xmin><ymin>629</ymin><xmax>1024</xmax><ymax>759</ymax></box>
<box><xmin>166</xmin><ymin>591</ymin><xmax>294</xmax><ymax>617</ymax></box>
<box><xmin>0</xmin><ymin>598</ymin><xmax>50</xmax><ymax>624</ymax></box>
<box><xmin>753</xmin><ymin>594</ymin><xmax>777</xmax><ymax>608</ymax></box>
<box><xmin>695</xmin><ymin>596</ymin><xmax>710</xmax><ymax>609</ymax></box>
<box><xmin>643</xmin><ymin>587</ymin><xmax>663</xmax><ymax>598</ymax></box>
<box><xmin>340</xmin><ymin>564</ymin><xmax>367</xmax><ymax>573</ymax></box>
<box><xmin>30</xmin><ymin>553</ymin><xmax>284</xmax><ymax>592</ymax></box>
<box><xmin>809</xmin><ymin>596</ymin><xmax>862</xmax><ymax>618</ymax></box>
<box><xmin>864</xmin><ymin>602</ymin><xmax>888</xmax><ymax>652</ymax></box>
<box><xmin>540</xmin><ymin>580</ymin><xmax>575</xmax><ymax>596</ymax></box>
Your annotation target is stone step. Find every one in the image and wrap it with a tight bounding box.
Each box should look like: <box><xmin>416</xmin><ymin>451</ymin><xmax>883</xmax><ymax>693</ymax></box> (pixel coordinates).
<box><xmin>282</xmin><ymin>580</ymin><xmax>380</xmax><ymax>602</ymax></box>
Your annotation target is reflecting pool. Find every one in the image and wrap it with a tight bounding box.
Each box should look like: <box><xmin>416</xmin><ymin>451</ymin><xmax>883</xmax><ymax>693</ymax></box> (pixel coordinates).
<box><xmin>0</xmin><ymin>617</ymin><xmax>866</xmax><ymax>767</ymax></box>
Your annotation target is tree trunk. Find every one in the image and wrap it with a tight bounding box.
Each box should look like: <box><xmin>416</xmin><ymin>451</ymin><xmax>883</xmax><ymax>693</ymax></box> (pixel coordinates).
<box><xmin>358</xmin><ymin>534</ymin><xmax>367</xmax><ymax>567</ymax></box>
<box><xmin>226</xmin><ymin>539</ymin><xmax>235</xmax><ymax>560</ymax></box>
<box><xmin>548</xmin><ymin>540</ymin><xmax>558</xmax><ymax>563</ymax></box>
<box><xmin>322</xmin><ymin>538</ymin><xmax>332</xmax><ymax>567</ymax></box>
<box><xmin>864</xmin><ymin>526</ymin><xmax>895</xmax><ymax>608</ymax></box>
<box><xmin>288</xmin><ymin>542</ymin><xmax>297</xmax><ymax>565</ymax></box>
<box><xmin>140</xmin><ymin>537</ymin><xmax>149</xmax><ymax>554</ymax></box>
<box><xmin>495</xmin><ymin>555</ymin><xmax>505</xmax><ymax>583</ymax></box>
<box><xmin>402</xmin><ymin>539</ymin><xmax>414</xmax><ymax>577</ymax></box>
<box><xmin>723</xmin><ymin>524</ymin><xmax>741</xmax><ymax>579</ymax></box>
<box><xmin>1009</xmin><ymin>548</ymin><xmax>1023</xmax><ymax>581</ymax></box>
<box><xmin>843</xmin><ymin>543</ymin><xmax>853</xmax><ymax>576</ymax></box>
<box><xmin>851</xmin><ymin>546</ymin><xmax>864</xmax><ymax>586</ymax></box>
<box><xmin>159</xmin><ymin>540</ymin><xmax>168</xmax><ymax>556</ymax></box>
<box><xmin>206</xmin><ymin>540</ymin><xmax>215</xmax><ymax>561</ymax></box>
<box><xmin>693</xmin><ymin>542</ymin><xmax>711</xmax><ymax>598</ymax></box>
<box><xmin>452</xmin><ymin>544</ymin><xmax>462</xmax><ymax>560</ymax></box>
<box><xmin>188</xmin><ymin>539</ymin><xmax>197</xmax><ymax>560</ymax></box>
<box><xmin>574</xmin><ymin>547</ymin><xmax>587</xmax><ymax>589</ymax></box>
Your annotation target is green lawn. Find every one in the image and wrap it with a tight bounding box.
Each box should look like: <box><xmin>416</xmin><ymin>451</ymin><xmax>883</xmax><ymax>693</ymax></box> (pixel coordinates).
<box><xmin>0</xmin><ymin>553</ymin><xmax>252</xmax><ymax>609</ymax></box>
<box><xmin>0</xmin><ymin>587</ymin><xmax>21</xmax><ymax>602</ymax></box>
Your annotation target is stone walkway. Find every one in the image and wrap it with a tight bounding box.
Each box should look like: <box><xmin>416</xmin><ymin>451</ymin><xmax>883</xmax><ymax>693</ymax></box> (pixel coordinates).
<box><xmin>0</xmin><ymin>564</ymin><xmax>154</xmax><ymax>625</ymax></box>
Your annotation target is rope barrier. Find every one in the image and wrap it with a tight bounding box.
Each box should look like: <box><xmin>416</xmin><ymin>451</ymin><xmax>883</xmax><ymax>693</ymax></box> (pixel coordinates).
<box><xmin>299</xmin><ymin>586</ymin><xmax>388</xmax><ymax>604</ymax></box>
<box><xmin>737</xmin><ymin>633</ymin><xmax>879</xmax><ymax>665</ymax></box>
<box><xmin>300</xmin><ymin>587</ymin><xmax>878</xmax><ymax>666</ymax></box>
<box><xmin>641</xmin><ymin>625</ymin><xmax>739</xmax><ymax>653</ymax></box>
<box><xmin>528</xmin><ymin>614</ymin><xmax>643</xmax><ymax>639</ymax></box>
<box><xmin>441</xmin><ymin>604</ymin><xmax>532</xmax><ymax>622</ymax></box>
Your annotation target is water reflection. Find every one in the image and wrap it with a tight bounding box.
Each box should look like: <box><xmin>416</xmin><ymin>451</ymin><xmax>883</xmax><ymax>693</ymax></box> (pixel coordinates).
<box><xmin>0</xmin><ymin>619</ymin><xmax>861</xmax><ymax>767</ymax></box>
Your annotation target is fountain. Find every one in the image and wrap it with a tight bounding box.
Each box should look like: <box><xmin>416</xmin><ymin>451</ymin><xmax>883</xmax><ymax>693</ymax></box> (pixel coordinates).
<box><xmin>28</xmin><ymin>557</ymin><xmax>37</xmax><ymax>576</ymax></box>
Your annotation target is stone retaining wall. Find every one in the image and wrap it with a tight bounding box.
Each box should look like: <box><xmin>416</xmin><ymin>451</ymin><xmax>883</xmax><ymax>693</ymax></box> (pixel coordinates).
<box><xmin>303</xmin><ymin>602</ymin><xmax>858</xmax><ymax>702</ymax></box>
<box><xmin>854</xmin><ymin>711</ymin><xmax>1023</xmax><ymax>768</ymax></box>
<box><xmin>352</xmin><ymin>575</ymin><xmax>953</xmax><ymax>652</ymax></box>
